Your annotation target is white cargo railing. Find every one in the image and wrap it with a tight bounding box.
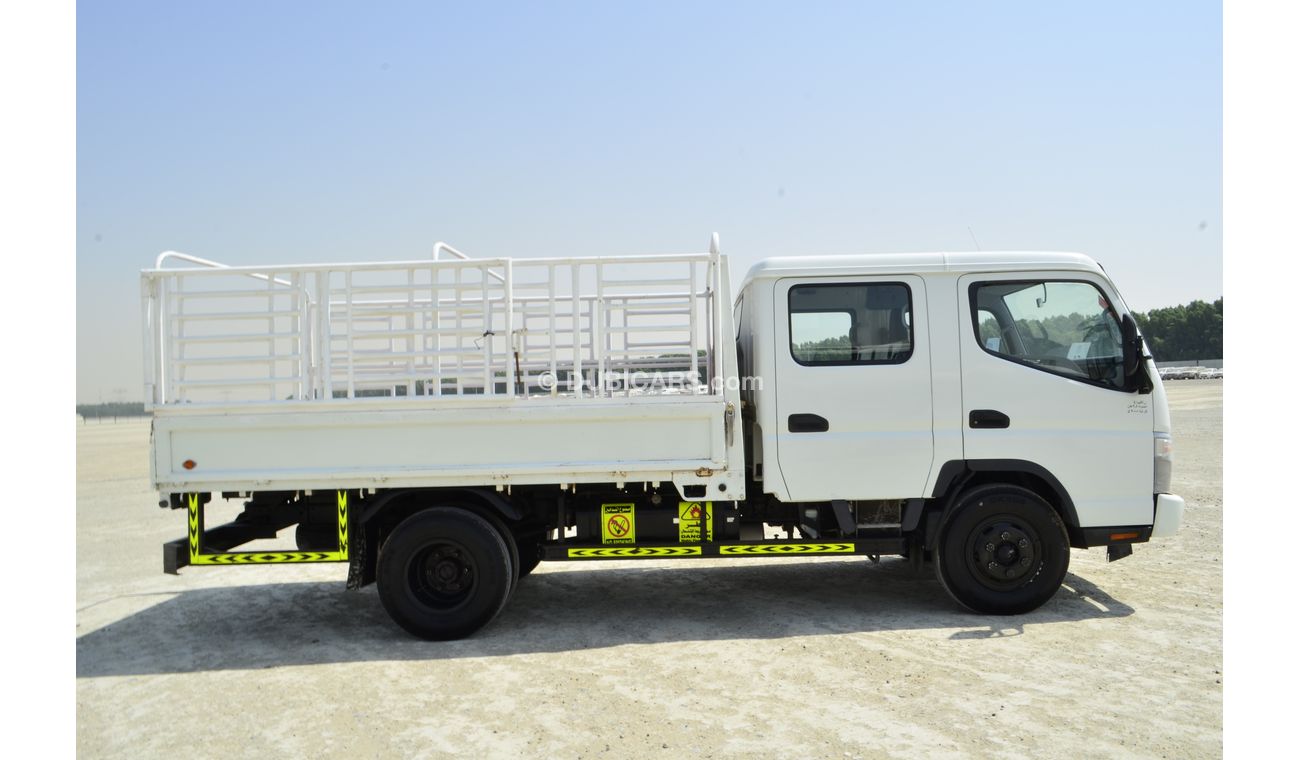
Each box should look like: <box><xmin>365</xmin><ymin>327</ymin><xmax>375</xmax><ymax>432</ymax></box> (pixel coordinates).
<box><xmin>141</xmin><ymin>236</ymin><xmax>723</xmax><ymax>408</ymax></box>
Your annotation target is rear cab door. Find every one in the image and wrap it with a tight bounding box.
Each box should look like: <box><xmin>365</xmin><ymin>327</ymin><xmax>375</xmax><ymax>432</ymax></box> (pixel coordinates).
<box><xmin>772</xmin><ymin>275</ymin><xmax>934</xmax><ymax>501</ymax></box>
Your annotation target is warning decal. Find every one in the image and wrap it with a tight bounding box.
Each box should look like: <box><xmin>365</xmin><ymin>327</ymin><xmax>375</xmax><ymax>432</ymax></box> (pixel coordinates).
<box><xmin>601</xmin><ymin>503</ymin><xmax>636</xmax><ymax>544</ymax></box>
<box><xmin>678</xmin><ymin>501</ymin><xmax>713</xmax><ymax>542</ymax></box>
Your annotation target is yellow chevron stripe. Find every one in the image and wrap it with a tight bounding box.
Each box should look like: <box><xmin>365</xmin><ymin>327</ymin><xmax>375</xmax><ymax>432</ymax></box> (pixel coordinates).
<box><xmin>336</xmin><ymin>490</ymin><xmax>350</xmax><ymax>560</ymax></box>
<box><xmin>192</xmin><ymin>552</ymin><xmax>346</xmax><ymax>565</ymax></box>
<box><xmin>567</xmin><ymin>546</ymin><xmax>703</xmax><ymax>558</ymax></box>
<box><xmin>187</xmin><ymin>494</ymin><xmax>201</xmax><ymax>562</ymax></box>
<box><xmin>183</xmin><ymin>491</ymin><xmax>351</xmax><ymax>567</ymax></box>
<box><xmin>719</xmin><ymin>543</ymin><xmax>855</xmax><ymax>555</ymax></box>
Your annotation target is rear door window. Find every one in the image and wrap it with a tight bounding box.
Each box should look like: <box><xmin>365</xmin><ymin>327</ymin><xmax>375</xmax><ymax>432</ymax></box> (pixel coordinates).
<box><xmin>789</xmin><ymin>283</ymin><xmax>912</xmax><ymax>366</ymax></box>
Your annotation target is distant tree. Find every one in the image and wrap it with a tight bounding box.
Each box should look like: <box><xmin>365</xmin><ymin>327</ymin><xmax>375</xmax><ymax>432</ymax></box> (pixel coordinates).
<box><xmin>76</xmin><ymin>402</ymin><xmax>148</xmax><ymax>420</ymax></box>
<box><xmin>794</xmin><ymin>335</ymin><xmax>852</xmax><ymax>362</ymax></box>
<box><xmin>980</xmin><ymin>298</ymin><xmax>1222</xmax><ymax>362</ymax></box>
<box><xmin>1133</xmin><ymin>298</ymin><xmax>1222</xmax><ymax>361</ymax></box>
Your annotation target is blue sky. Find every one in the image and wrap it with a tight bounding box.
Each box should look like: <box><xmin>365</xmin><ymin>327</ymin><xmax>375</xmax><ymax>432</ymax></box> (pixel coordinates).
<box><xmin>77</xmin><ymin>1</ymin><xmax>1221</xmax><ymax>402</ymax></box>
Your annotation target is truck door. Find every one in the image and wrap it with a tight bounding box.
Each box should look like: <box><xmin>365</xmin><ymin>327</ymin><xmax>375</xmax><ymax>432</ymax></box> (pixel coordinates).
<box><xmin>773</xmin><ymin>276</ymin><xmax>934</xmax><ymax>501</ymax></box>
<box><xmin>958</xmin><ymin>274</ymin><xmax>1154</xmax><ymax>528</ymax></box>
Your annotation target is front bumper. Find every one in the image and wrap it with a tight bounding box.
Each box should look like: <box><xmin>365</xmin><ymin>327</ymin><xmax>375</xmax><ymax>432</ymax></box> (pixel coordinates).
<box><xmin>1152</xmin><ymin>493</ymin><xmax>1185</xmax><ymax>538</ymax></box>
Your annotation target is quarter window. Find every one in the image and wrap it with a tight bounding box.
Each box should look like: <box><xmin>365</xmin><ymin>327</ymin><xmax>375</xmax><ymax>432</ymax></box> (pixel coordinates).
<box><xmin>789</xmin><ymin>283</ymin><xmax>912</xmax><ymax>365</ymax></box>
<box><xmin>971</xmin><ymin>280</ymin><xmax>1125</xmax><ymax>389</ymax></box>
<box><xmin>976</xmin><ymin>308</ymin><xmax>1002</xmax><ymax>351</ymax></box>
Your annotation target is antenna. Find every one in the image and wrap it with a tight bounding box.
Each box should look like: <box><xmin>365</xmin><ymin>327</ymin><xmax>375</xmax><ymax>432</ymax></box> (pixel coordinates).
<box><xmin>967</xmin><ymin>226</ymin><xmax>982</xmax><ymax>251</ymax></box>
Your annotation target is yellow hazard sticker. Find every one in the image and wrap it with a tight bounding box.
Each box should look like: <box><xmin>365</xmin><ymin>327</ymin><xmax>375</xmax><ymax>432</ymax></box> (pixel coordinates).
<box><xmin>600</xmin><ymin>503</ymin><xmax>636</xmax><ymax>544</ymax></box>
<box><xmin>678</xmin><ymin>501</ymin><xmax>713</xmax><ymax>542</ymax></box>
<box><xmin>568</xmin><ymin>547</ymin><xmax>702</xmax><ymax>558</ymax></box>
<box><xmin>719</xmin><ymin>543</ymin><xmax>855</xmax><ymax>555</ymax></box>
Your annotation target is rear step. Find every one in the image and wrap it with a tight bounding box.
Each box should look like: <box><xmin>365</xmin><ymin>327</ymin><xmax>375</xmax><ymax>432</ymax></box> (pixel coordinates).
<box><xmin>164</xmin><ymin>492</ymin><xmax>351</xmax><ymax>573</ymax></box>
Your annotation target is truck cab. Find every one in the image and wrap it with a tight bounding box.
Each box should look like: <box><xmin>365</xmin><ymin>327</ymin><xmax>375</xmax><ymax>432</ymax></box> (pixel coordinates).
<box><xmin>735</xmin><ymin>251</ymin><xmax>1182</xmax><ymax>562</ymax></box>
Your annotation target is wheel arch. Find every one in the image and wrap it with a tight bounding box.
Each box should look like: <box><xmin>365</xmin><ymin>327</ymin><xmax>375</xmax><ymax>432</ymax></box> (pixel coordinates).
<box><xmin>350</xmin><ymin>488</ymin><xmax>523</xmax><ymax>588</ymax></box>
<box><xmin>359</xmin><ymin>487</ymin><xmax>522</xmax><ymax>527</ymax></box>
<box><xmin>926</xmin><ymin>460</ymin><xmax>1085</xmax><ymax>549</ymax></box>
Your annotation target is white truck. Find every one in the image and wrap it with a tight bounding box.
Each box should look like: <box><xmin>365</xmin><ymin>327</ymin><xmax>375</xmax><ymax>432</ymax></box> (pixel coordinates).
<box><xmin>141</xmin><ymin>235</ymin><xmax>1184</xmax><ymax>639</ymax></box>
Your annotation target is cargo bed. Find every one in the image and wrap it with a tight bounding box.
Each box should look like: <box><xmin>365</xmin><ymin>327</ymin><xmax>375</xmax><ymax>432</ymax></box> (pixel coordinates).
<box><xmin>141</xmin><ymin>238</ymin><xmax>744</xmax><ymax>501</ymax></box>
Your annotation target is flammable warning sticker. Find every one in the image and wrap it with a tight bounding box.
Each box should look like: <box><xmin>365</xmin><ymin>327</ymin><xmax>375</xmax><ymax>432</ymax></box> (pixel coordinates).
<box><xmin>678</xmin><ymin>501</ymin><xmax>713</xmax><ymax>542</ymax></box>
<box><xmin>601</xmin><ymin>503</ymin><xmax>636</xmax><ymax>544</ymax></box>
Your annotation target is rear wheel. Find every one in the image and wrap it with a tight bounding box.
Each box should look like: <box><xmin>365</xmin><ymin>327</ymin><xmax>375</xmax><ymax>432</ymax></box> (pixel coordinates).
<box><xmin>935</xmin><ymin>484</ymin><xmax>1070</xmax><ymax>615</ymax></box>
<box><xmin>517</xmin><ymin>543</ymin><xmax>542</xmax><ymax>578</ymax></box>
<box><xmin>377</xmin><ymin>507</ymin><xmax>513</xmax><ymax>640</ymax></box>
<box><xmin>513</xmin><ymin>528</ymin><xmax>546</xmax><ymax>579</ymax></box>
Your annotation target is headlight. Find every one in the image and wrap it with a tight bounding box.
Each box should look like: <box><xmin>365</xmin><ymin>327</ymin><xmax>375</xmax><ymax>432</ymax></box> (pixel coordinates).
<box><xmin>1154</xmin><ymin>433</ymin><xmax>1174</xmax><ymax>493</ymax></box>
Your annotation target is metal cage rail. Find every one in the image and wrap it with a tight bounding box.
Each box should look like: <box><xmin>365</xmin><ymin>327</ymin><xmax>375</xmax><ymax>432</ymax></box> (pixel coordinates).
<box><xmin>141</xmin><ymin>236</ymin><xmax>724</xmax><ymax>407</ymax></box>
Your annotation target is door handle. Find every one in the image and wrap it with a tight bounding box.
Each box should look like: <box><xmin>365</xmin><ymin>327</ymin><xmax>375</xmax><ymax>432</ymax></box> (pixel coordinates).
<box><xmin>969</xmin><ymin>409</ymin><xmax>1010</xmax><ymax>429</ymax></box>
<box><xmin>788</xmin><ymin>413</ymin><xmax>830</xmax><ymax>433</ymax></box>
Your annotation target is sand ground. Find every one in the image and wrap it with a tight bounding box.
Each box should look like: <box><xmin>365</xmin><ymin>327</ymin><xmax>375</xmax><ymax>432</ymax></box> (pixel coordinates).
<box><xmin>76</xmin><ymin>381</ymin><xmax>1222</xmax><ymax>758</ymax></box>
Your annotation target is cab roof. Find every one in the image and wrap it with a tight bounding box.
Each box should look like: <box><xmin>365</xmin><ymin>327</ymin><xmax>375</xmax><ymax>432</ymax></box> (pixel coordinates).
<box><xmin>740</xmin><ymin>251</ymin><xmax>1105</xmax><ymax>290</ymax></box>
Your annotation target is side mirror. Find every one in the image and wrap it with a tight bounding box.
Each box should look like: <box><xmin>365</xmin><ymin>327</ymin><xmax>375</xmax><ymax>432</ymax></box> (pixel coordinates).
<box><xmin>1121</xmin><ymin>314</ymin><xmax>1153</xmax><ymax>394</ymax></box>
<box><xmin>1121</xmin><ymin>314</ymin><xmax>1139</xmax><ymax>377</ymax></box>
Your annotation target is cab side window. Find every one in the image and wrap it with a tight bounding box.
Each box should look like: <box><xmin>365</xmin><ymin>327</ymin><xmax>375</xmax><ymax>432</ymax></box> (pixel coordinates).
<box><xmin>971</xmin><ymin>280</ymin><xmax>1125</xmax><ymax>389</ymax></box>
<box><xmin>789</xmin><ymin>283</ymin><xmax>912</xmax><ymax>366</ymax></box>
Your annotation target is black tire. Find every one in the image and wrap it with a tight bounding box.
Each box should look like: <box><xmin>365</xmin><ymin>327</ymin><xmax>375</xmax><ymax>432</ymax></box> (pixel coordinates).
<box><xmin>511</xmin><ymin>527</ymin><xmax>546</xmax><ymax>579</ymax></box>
<box><xmin>377</xmin><ymin>507</ymin><xmax>514</xmax><ymax>640</ymax></box>
<box><xmin>934</xmin><ymin>484</ymin><xmax>1070</xmax><ymax>615</ymax></box>
<box><xmin>477</xmin><ymin>512</ymin><xmax>521</xmax><ymax>598</ymax></box>
<box><xmin>516</xmin><ymin>543</ymin><xmax>542</xmax><ymax>578</ymax></box>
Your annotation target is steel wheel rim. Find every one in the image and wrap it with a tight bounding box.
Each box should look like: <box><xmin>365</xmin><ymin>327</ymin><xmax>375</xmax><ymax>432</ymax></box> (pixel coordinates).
<box><xmin>965</xmin><ymin>516</ymin><xmax>1041</xmax><ymax>589</ymax></box>
<box><xmin>408</xmin><ymin>540</ymin><xmax>477</xmax><ymax>611</ymax></box>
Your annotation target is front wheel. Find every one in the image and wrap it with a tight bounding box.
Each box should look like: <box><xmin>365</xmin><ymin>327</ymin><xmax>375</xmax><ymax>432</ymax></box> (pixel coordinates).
<box><xmin>934</xmin><ymin>485</ymin><xmax>1070</xmax><ymax>615</ymax></box>
<box><xmin>377</xmin><ymin>507</ymin><xmax>514</xmax><ymax>640</ymax></box>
